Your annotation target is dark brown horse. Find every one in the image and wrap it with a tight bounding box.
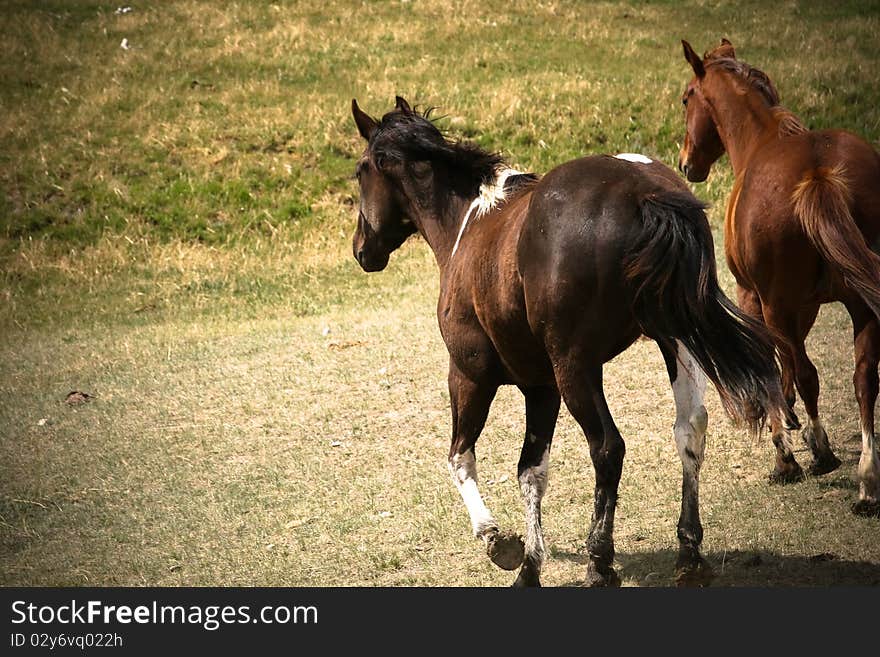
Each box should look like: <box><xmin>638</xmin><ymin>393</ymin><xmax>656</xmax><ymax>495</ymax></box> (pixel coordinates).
<box><xmin>351</xmin><ymin>96</ymin><xmax>784</xmax><ymax>586</ymax></box>
<box><xmin>678</xmin><ymin>39</ymin><xmax>880</xmax><ymax>515</ymax></box>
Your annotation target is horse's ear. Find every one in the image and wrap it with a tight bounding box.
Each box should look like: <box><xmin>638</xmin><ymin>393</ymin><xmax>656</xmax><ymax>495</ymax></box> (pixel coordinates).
<box><xmin>352</xmin><ymin>99</ymin><xmax>378</xmax><ymax>141</ymax></box>
<box><xmin>395</xmin><ymin>96</ymin><xmax>412</xmax><ymax>113</ymax></box>
<box><xmin>682</xmin><ymin>40</ymin><xmax>705</xmax><ymax>77</ymax></box>
<box><xmin>717</xmin><ymin>37</ymin><xmax>736</xmax><ymax>58</ymax></box>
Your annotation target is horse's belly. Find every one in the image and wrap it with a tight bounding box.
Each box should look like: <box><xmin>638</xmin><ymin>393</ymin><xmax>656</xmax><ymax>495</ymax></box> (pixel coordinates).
<box><xmin>442</xmin><ymin>318</ymin><xmax>554</xmax><ymax>386</ymax></box>
<box><xmin>495</xmin><ymin>341</ymin><xmax>555</xmax><ymax>385</ymax></box>
<box><xmin>481</xmin><ymin>319</ymin><xmax>555</xmax><ymax>386</ymax></box>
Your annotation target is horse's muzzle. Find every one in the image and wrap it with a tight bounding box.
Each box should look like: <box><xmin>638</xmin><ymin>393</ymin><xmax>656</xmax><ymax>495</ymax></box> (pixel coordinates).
<box><xmin>354</xmin><ymin>245</ymin><xmax>389</xmax><ymax>272</ymax></box>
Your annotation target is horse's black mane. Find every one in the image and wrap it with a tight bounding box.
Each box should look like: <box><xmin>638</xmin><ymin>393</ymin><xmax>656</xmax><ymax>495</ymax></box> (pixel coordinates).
<box><xmin>368</xmin><ymin>107</ymin><xmax>506</xmax><ymax>192</ymax></box>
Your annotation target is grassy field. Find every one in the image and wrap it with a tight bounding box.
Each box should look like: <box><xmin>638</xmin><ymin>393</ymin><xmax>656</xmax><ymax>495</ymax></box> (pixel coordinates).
<box><xmin>1</xmin><ymin>1</ymin><xmax>879</xmax><ymax>586</ymax></box>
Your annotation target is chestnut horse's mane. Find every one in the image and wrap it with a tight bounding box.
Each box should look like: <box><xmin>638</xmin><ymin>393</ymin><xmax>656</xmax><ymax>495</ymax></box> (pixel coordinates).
<box><xmin>706</xmin><ymin>56</ymin><xmax>807</xmax><ymax>137</ymax></box>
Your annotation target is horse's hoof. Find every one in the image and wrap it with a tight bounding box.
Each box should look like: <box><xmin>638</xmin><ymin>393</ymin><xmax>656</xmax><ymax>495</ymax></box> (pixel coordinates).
<box><xmin>486</xmin><ymin>530</ymin><xmax>525</xmax><ymax>571</ymax></box>
<box><xmin>674</xmin><ymin>556</ymin><xmax>714</xmax><ymax>587</ymax></box>
<box><xmin>808</xmin><ymin>454</ymin><xmax>842</xmax><ymax>477</ymax></box>
<box><xmin>851</xmin><ymin>499</ymin><xmax>880</xmax><ymax>517</ymax></box>
<box><xmin>511</xmin><ymin>571</ymin><xmax>541</xmax><ymax>588</ymax></box>
<box><xmin>583</xmin><ymin>562</ymin><xmax>621</xmax><ymax>588</ymax></box>
<box><xmin>768</xmin><ymin>464</ymin><xmax>805</xmax><ymax>485</ymax></box>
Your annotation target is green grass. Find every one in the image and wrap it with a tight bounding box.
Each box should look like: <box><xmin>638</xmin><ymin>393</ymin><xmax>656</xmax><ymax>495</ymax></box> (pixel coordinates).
<box><xmin>1</xmin><ymin>1</ymin><xmax>879</xmax><ymax>586</ymax></box>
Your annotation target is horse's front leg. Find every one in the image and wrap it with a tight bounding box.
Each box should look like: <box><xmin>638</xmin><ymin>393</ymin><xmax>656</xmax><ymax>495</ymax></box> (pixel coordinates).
<box><xmin>447</xmin><ymin>364</ymin><xmax>525</xmax><ymax>572</ymax></box>
<box><xmin>512</xmin><ymin>385</ymin><xmax>560</xmax><ymax>587</ymax></box>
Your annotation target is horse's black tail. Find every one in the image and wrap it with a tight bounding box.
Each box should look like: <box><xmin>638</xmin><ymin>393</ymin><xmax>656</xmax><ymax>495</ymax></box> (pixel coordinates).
<box><xmin>624</xmin><ymin>191</ymin><xmax>784</xmax><ymax>432</ymax></box>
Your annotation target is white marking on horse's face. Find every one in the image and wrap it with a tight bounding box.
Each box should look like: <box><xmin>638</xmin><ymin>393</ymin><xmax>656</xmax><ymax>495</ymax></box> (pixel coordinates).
<box><xmin>449</xmin><ymin>449</ymin><xmax>497</xmax><ymax>537</ymax></box>
<box><xmin>615</xmin><ymin>153</ymin><xmax>653</xmax><ymax>164</ymax></box>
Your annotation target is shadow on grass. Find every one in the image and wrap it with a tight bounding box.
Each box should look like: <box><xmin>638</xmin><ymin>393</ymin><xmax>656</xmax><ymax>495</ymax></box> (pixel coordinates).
<box><xmin>554</xmin><ymin>548</ymin><xmax>880</xmax><ymax>587</ymax></box>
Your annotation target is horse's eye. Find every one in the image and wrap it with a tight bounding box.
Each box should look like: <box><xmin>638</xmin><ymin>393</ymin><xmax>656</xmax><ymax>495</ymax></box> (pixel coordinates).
<box><xmin>411</xmin><ymin>161</ymin><xmax>432</xmax><ymax>178</ymax></box>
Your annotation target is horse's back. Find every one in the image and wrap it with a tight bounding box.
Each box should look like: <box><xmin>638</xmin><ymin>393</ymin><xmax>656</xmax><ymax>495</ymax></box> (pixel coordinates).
<box><xmin>520</xmin><ymin>154</ymin><xmax>693</xmax><ymax>267</ymax></box>
<box><xmin>516</xmin><ymin>155</ymin><xmax>693</xmax><ymax>361</ymax></box>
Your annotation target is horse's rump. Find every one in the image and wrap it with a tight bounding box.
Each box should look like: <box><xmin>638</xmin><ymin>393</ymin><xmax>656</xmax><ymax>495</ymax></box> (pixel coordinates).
<box><xmin>791</xmin><ymin>163</ymin><xmax>880</xmax><ymax>319</ymax></box>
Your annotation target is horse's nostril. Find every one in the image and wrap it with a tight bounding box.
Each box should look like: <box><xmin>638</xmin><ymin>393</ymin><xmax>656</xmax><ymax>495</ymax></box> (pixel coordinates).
<box><xmin>356</xmin><ymin>249</ymin><xmax>365</xmax><ymax>267</ymax></box>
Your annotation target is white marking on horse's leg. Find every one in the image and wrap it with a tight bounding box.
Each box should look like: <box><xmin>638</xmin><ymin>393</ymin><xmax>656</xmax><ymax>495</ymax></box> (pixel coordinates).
<box><xmin>858</xmin><ymin>425</ymin><xmax>880</xmax><ymax>503</ymax></box>
<box><xmin>449</xmin><ymin>449</ymin><xmax>498</xmax><ymax>538</ymax></box>
<box><xmin>615</xmin><ymin>153</ymin><xmax>653</xmax><ymax>164</ymax></box>
<box><xmin>519</xmin><ymin>447</ymin><xmax>550</xmax><ymax>570</ymax></box>
<box><xmin>671</xmin><ymin>341</ymin><xmax>708</xmax><ymax>566</ymax></box>
<box><xmin>803</xmin><ymin>415</ymin><xmax>834</xmax><ymax>451</ymax></box>
<box><xmin>672</xmin><ymin>340</ymin><xmax>708</xmax><ymax>470</ymax></box>
<box><xmin>802</xmin><ymin>415</ymin><xmax>824</xmax><ymax>449</ymax></box>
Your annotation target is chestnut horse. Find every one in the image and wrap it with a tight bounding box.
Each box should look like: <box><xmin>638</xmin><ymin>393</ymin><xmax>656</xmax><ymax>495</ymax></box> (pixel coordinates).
<box><xmin>350</xmin><ymin>96</ymin><xmax>786</xmax><ymax>586</ymax></box>
<box><xmin>678</xmin><ymin>39</ymin><xmax>880</xmax><ymax>515</ymax></box>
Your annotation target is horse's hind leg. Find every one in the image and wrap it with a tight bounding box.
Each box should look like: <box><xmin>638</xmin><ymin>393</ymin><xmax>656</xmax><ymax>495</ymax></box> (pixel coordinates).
<box><xmin>658</xmin><ymin>339</ymin><xmax>713</xmax><ymax>587</ymax></box>
<box><xmin>738</xmin><ymin>285</ymin><xmax>800</xmax><ymax>431</ymax></box>
<box><xmin>740</xmin><ymin>285</ymin><xmax>805</xmax><ymax>478</ymax></box>
<box><xmin>789</xmin><ymin>306</ymin><xmax>842</xmax><ymax>475</ymax></box>
<box><xmin>512</xmin><ymin>386</ymin><xmax>561</xmax><ymax>587</ymax></box>
<box><xmin>554</xmin><ymin>360</ymin><xmax>624</xmax><ymax>587</ymax></box>
<box><xmin>764</xmin><ymin>303</ymin><xmax>840</xmax><ymax>479</ymax></box>
<box><xmin>845</xmin><ymin>300</ymin><xmax>880</xmax><ymax>516</ymax></box>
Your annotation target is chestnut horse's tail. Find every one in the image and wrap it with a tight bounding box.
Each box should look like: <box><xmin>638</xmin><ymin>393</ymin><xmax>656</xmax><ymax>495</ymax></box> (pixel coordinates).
<box><xmin>792</xmin><ymin>164</ymin><xmax>880</xmax><ymax>318</ymax></box>
<box><xmin>624</xmin><ymin>191</ymin><xmax>783</xmax><ymax>432</ymax></box>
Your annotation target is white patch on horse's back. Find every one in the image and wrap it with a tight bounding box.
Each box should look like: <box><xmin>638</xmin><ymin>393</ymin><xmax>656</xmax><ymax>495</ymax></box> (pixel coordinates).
<box><xmin>450</xmin><ymin>167</ymin><xmax>524</xmax><ymax>258</ymax></box>
<box><xmin>615</xmin><ymin>153</ymin><xmax>653</xmax><ymax>164</ymax></box>
<box><xmin>474</xmin><ymin>168</ymin><xmax>522</xmax><ymax>216</ymax></box>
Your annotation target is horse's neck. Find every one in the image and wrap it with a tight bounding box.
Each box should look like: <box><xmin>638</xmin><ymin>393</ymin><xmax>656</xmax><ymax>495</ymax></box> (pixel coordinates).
<box><xmin>414</xmin><ymin>193</ymin><xmax>473</xmax><ymax>272</ymax></box>
<box><xmin>710</xmin><ymin>84</ymin><xmax>782</xmax><ymax>176</ymax></box>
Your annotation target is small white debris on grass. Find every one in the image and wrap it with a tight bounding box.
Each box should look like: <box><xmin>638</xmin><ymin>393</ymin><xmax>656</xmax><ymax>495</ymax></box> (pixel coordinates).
<box><xmin>321</xmin><ymin>326</ymin><xmax>331</xmax><ymax>336</ymax></box>
<box><xmin>330</xmin><ymin>440</ymin><xmax>342</xmax><ymax>447</ymax></box>
<box><xmin>377</xmin><ymin>367</ymin><xmax>387</xmax><ymax>375</ymax></box>
<box><xmin>37</xmin><ymin>418</ymin><xmax>48</xmax><ymax>427</ymax></box>
<box><xmin>115</xmin><ymin>6</ymin><xmax>133</xmax><ymax>14</ymax></box>
<box><xmin>120</xmin><ymin>38</ymin><xmax>131</xmax><ymax>50</ymax></box>
<box><xmin>285</xmin><ymin>518</ymin><xmax>312</xmax><ymax>529</ymax></box>
<box><xmin>378</xmin><ymin>511</ymin><xmax>392</xmax><ymax>518</ymax></box>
